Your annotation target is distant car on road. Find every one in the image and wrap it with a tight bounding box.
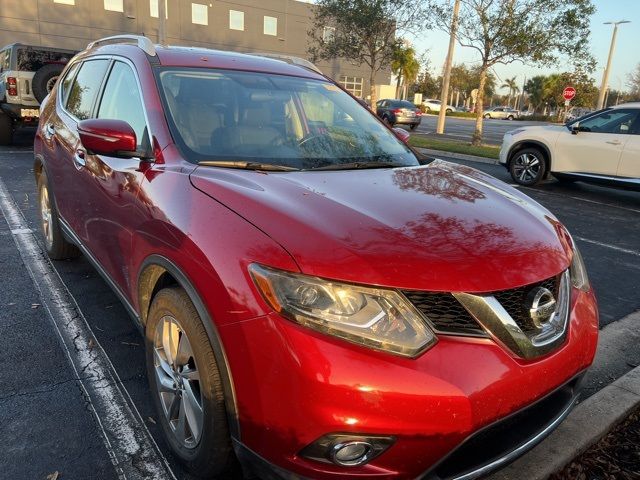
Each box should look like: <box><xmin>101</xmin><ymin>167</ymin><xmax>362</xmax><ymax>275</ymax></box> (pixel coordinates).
<box><xmin>0</xmin><ymin>43</ymin><xmax>77</xmax><ymax>145</ymax></box>
<box><xmin>375</xmin><ymin>99</ymin><xmax>422</xmax><ymax>129</ymax></box>
<box><xmin>500</xmin><ymin>103</ymin><xmax>640</xmax><ymax>188</ymax></box>
<box><xmin>484</xmin><ymin>106</ymin><xmax>519</xmax><ymax>120</ymax></box>
<box><xmin>421</xmin><ymin>98</ymin><xmax>456</xmax><ymax>113</ymax></box>
<box><xmin>566</xmin><ymin>107</ymin><xmax>594</xmax><ymax>123</ymax></box>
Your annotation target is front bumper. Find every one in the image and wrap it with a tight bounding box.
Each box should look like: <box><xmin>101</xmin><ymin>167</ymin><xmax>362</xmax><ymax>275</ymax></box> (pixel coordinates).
<box><xmin>220</xmin><ymin>288</ymin><xmax>598</xmax><ymax>479</ymax></box>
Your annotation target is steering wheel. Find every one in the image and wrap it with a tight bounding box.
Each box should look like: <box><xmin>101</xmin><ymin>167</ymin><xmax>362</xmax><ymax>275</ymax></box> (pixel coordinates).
<box><xmin>297</xmin><ymin>132</ymin><xmax>330</xmax><ymax>149</ymax></box>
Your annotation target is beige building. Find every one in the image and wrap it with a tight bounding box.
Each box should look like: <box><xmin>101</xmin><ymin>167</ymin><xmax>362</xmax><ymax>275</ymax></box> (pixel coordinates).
<box><xmin>0</xmin><ymin>0</ymin><xmax>391</xmax><ymax>98</ymax></box>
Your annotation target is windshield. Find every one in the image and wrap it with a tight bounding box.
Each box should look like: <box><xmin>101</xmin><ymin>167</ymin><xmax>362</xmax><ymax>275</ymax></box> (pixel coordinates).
<box><xmin>156</xmin><ymin>68</ymin><xmax>418</xmax><ymax>169</ymax></box>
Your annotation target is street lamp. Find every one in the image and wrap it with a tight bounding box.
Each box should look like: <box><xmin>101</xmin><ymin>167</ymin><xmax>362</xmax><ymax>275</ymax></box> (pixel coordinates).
<box><xmin>597</xmin><ymin>20</ymin><xmax>630</xmax><ymax>109</ymax></box>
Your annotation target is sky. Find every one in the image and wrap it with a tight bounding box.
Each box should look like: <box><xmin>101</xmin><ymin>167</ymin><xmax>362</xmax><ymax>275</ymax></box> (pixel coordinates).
<box><xmin>409</xmin><ymin>0</ymin><xmax>640</xmax><ymax>93</ymax></box>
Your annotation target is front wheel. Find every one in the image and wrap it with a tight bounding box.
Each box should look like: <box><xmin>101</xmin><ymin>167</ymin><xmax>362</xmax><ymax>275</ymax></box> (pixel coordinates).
<box><xmin>37</xmin><ymin>171</ymin><xmax>79</xmax><ymax>259</ymax></box>
<box><xmin>409</xmin><ymin>123</ymin><xmax>418</xmax><ymax>130</ymax></box>
<box><xmin>484</xmin><ymin>114</ymin><xmax>491</xmax><ymax>119</ymax></box>
<box><xmin>146</xmin><ymin>287</ymin><xmax>235</xmax><ymax>478</ymax></box>
<box><xmin>507</xmin><ymin>115</ymin><xmax>514</xmax><ymax>120</ymax></box>
<box><xmin>509</xmin><ymin>148</ymin><xmax>547</xmax><ymax>186</ymax></box>
<box><xmin>446</xmin><ymin>108</ymin><xmax>452</xmax><ymax>113</ymax></box>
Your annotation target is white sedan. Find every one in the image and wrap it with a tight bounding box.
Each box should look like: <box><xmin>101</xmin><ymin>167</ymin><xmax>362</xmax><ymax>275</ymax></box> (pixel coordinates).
<box><xmin>422</xmin><ymin>99</ymin><xmax>456</xmax><ymax>113</ymax></box>
<box><xmin>499</xmin><ymin>103</ymin><xmax>640</xmax><ymax>189</ymax></box>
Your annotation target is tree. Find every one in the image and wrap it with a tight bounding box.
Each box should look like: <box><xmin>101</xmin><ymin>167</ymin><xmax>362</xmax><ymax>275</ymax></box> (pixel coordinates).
<box><xmin>428</xmin><ymin>0</ymin><xmax>595</xmax><ymax>145</ymax></box>
<box><xmin>500</xmin><ymin>76</ymin><xmax>520</xmax><ymax>108</ymax></box>
<box><xmin>308</xmin><ymin>0</ymin><xmax>423</xmax><ymax>106</ymax></box>
<box><xmin>628</xmin><ymin>64</ymin><xmax>640</xmax><ymax>99</ymax></box>
<box><xmin>525</xmin><ymin>76</ymin><xmax>546</xmax><ymax>111</ymax></box>
<box><xmin>392</xmin><ymin>44</ymin><xmax>421</xmax><ymax>99</ymax></box>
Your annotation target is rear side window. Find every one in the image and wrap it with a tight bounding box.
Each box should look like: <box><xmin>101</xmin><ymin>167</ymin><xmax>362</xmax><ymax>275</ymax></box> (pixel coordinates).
<box><xmin>65</xmin><ymin>59</ymin><xmax>109</xmax><ymax>120</ymax></box>
<box><xmin>17</xmin><ymin>47</ymin><xmax>75</xmax><ymax>71</ymax></box>
<box><xmin>59</xmin><ymin>62</ymin><xmax>80</xmax><ymax>106</ymax></box>
<box><xmin>97</xmin><ymin>61</ymin><xmax>150</xmax><ymax>152</ymax></box>
<box><xmin>395</xmin><ymin>101</ymin><xmax>415</xmax><ymax>108</ymax></box>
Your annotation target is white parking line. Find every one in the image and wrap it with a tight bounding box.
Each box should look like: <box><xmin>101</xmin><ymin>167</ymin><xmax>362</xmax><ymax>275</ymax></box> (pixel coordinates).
<box><xmin>0</xmin><ymin>177</ymin><xmax>175</xmax><ymax>480</ymax></box>
<box><xmin>574</xmin><ymin>236</ymin><xmax>640</xmax><ymax>258</ymax></box>
<box><xmin>519</xmin><ymin>186</ymin><xmax>640</xmax><ymax>214</ymax></box>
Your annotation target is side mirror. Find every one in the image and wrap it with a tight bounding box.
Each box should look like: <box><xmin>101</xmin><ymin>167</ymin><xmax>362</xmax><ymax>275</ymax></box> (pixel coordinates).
<box><xmin>571</xmin><ymin>121</ymin><xmax>580</xmax><ymax>135</ymax></box>
<box><xmin>392</xmin><ymin>127</ymin><xmax>410</xmax><ymax>144</ymax></box>
<box><xmin>78</xmin><ymin>119</ymin><xmax>139</xmax><ymax>158</ymax></box>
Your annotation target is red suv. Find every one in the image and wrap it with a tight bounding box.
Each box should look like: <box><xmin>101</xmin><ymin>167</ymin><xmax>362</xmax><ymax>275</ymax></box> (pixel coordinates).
<box><xmin>34</xmin><ymin>36</ymin><xmax>598</xmax><ymax>480</ymax></box>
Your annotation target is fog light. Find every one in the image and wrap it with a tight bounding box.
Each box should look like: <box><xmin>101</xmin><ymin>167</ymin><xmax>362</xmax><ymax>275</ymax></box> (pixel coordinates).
<box><xmin>331</xmin><ymin>441</ymin><xmax>372</xmax><ymax>466</ymax></box>
<box><xmin>299</xmin><ymin>433</ymin><xmax>395</xmax><ymax>467</ymax></box>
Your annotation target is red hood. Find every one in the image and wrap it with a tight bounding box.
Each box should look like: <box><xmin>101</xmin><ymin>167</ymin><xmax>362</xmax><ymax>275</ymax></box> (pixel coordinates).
<box><xmin>190</xmin><ymin>160</ymin><xmax>572</xmax><ymax>292</ymax></box>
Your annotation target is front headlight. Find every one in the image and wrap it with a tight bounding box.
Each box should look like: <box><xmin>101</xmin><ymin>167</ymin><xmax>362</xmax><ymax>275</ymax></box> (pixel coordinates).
<box><xmin>569</xmin><ymin>245</ymin><xmax>590</xmax><ymax>292</ymax></box>
<box><xmin>249</xmin><ymin>264</ymin><xmax>436</xmax><ymax>357</ymax></box>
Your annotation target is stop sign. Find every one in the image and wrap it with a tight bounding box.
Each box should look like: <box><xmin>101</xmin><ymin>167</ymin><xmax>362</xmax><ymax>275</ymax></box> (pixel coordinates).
<box><xmin>563</xmin><ymin>87</ymin><xmax>576</xmax><ymax>101</ymax></box>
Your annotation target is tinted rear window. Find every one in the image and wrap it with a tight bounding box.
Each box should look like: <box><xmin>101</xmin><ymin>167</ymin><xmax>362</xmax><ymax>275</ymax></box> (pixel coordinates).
<box><xmin>393</xmin><ymin>101</ymin><xmax>415</xmax><ymax>108</ymax></box>
<box><xmin>17</xmin><ymin>47</ymin><xmax>75</xmax><ymax>71</ymax></box>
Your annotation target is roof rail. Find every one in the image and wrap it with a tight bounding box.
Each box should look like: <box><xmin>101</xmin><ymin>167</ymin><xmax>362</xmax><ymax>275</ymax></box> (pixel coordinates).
<box><xmin>249</xmin><ymin>52</ymin><xmax>322</xmax><ymax>74</ymax></box>
<box><xmin>86</xmin><ymin>35</ymin><xmax>156</xmax><ymax>57</ymax></box>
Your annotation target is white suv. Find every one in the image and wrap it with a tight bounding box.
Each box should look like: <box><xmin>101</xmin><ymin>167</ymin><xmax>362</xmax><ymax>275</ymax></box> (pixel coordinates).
<box><xmin>499</xmin><ymin>103</ymin><xmax>640</xmax><ymax>189</ymax></box>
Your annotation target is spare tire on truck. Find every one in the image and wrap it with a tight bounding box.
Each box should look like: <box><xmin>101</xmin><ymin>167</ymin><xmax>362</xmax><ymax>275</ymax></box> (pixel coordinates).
<box><xmin>32</xmin><ymin>64</ymin><xmax>65</xmax><ymax>103</ymax></box>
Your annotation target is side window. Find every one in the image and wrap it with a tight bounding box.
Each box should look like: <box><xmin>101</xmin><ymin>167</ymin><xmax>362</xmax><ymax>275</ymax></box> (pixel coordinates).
<box><xmin>97</xmin><ymin>61</ymin><xmax>150</xmax><ymax>152</ymax></box>
<box><xmin>579</xmin><ymin>110</ymin><xmax>639</xmax><ymax>134</ymax></box>
<box><xmin>59</xmin><ymin>62</ymin><xmax>80</xmax><ymax>106</ymax></box>
<box><xmin>0</xmin><ymin>50</ymin><xmax>7</xmax><ymax>72</ymax></box>
<box><xmin>65</xmin><ymin>59</ymin><xmax>109</xmax><ymax>120</ymax></box>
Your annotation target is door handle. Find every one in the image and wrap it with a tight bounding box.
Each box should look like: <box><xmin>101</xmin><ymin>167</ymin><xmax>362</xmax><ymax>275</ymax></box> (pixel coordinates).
<box><xmin>45</xmin><ymin>124</ymin><xmax>55</xmax><ymax>136</ymax></box>
<box><xmin>74</xmin><ymin>149</ymin><xmax>86</xmax><ymax>168</ymax></box>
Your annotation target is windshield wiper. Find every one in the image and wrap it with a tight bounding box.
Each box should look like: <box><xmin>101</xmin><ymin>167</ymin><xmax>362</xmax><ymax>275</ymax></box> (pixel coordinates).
<box><xmin>307</xmin><ymin>161</ymin><xmax>406</xmax><ymax>171</ymax></box>
<box><xmin>198</xmin><ymin>160</ymin><xmax>298</xmax><ymax>171</ymax></box>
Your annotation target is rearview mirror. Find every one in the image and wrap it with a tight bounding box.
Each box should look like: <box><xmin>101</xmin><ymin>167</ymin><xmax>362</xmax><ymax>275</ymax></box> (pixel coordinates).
<box><xmin>392</xmin><ymin>127</ymin><xmax>410</xmax><ymax>144</ymax></box>
<box><xmin>78</xmin><ymin>119</ymin><xmax>139</xmax><ymax>158</ymax></box>
<box><xmin>571</xmin><ymin>121</ymin><xmax>580</xmax><ymax>135</ymax></box>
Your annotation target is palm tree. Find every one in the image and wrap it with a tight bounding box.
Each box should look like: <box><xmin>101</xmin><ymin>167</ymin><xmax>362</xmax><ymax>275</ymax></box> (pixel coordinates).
<box><xmin>500</xmin><ymin>76</ymin><xmax>520</xmax><ymax>108</ymax></box>
<box><xmin>392</xmin><ymin>45</ymin><xmax>420</xmax><ymax>100</ymax></box>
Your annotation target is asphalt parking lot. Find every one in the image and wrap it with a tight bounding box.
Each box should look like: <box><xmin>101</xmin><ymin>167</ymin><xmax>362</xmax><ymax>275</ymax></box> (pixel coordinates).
<box><xmin>1</xmin><ymin>129</ymin><xmax>639</xmax><ymax>479</ymax></box>
<box><xmin>413</xmin><ymin>114</ymin><xmax>551</xmax><ymax>145</ymax></box>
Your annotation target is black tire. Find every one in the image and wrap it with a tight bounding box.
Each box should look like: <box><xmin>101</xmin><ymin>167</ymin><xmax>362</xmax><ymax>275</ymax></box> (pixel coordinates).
<box><xmin>507</xmin><ymin>115</ymin><xmax>514</xmax><ymax>120</ymax></box>
<box><xmin>32</xmin><ymin>64</ymin><xmax>65</xmax><ymax>103</ymax></box>
<box><xmin>37</xmin><ymin>171</ymin><xmax>79</xmax><ymax>260</ymax></box>
<box><xmin>0</xmin><ymin>113</ymin><xmax>13</xmax><ymax>146</ymax></box>
<box><xmin>484</xmin><ymin>114</ymin><xmax>491</xmax><ymax>119</ymax></box>
<box><xmin>146</xmin><ymin>287</ymin><xmax>235</xmax><ymax>478</ymax></box>
<box><xmin>509</xmin><ymin>147</ymin><xmax>547</xmax><ymax>186</ymax></box>
<box><xmin>409</xmin><ymin>123</ymin><xmax>418</xmax><ymax>130</ymax></box>
<box><xmin>446</xmin><ymin>108</ymin><xmax>452</xmax><ymax>113</ymax></box>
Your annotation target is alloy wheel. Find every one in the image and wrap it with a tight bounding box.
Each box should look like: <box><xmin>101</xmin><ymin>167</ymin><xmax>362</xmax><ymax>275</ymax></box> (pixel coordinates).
<box><xmin>46</xmin><ymin>76</ymin><xmax>59</xmax><ymax>93</ymax></box>
<box><xmin>40</xmin><ymin>185</ymin><xmax>53</xmax><ymax>249</ymax></box>
<box><xmin>512</xmin><ymin>153</ymin><xmax>541</xmax><ymax>183</ymax></box>
<box><xmin>153</xmin><ymin>315</ymin><xmax>204</xmax><ymax>449</ymax></box>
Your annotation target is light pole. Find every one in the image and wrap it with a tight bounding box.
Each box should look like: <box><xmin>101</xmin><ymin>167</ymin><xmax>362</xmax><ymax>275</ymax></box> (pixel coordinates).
<box><xmin>436</xmin><ymin>0</ymin><xmax>461</xmax><ymax>134</ymax></box>
<box><xmin>597</xmin><ymin>20</ymin><xmax>630</xmax><ymax>110</ymax></box>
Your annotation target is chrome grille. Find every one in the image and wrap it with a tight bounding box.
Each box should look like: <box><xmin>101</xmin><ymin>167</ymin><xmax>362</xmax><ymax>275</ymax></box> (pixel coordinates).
<box><xmin>493</xmin><ymin>277</ymin><xmax>558</xmax><ymax>334</ymax></box>
<box><xmin>401</xmin><ymin>291</ymin><xmax>485</xmax><ymax>336</ymax></box>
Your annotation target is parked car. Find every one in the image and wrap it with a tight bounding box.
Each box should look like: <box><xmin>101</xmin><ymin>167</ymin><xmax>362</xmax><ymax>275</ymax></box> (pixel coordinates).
<box><xmin>35</xmin><ymin>35</ymin><xmax>598</xmax><ymax>480</ymax></box>
<box><xmin>0</xmin><ymin>43</ymin><xmax>77</xmax><ymax>145</ymax></box>
<box><xmin>484</xmin><ymin>106</ymin><xmax>519</xmax><ymax>120</ymax></box>
<box><xmin>421</xmin><ymin>98</ymin><xmax>456</xmax><ymax>113</ymax></box>
<box><xmin>375</xmin><ymin>99</ymin><xmax>422</xmax><ymax>129</ymax></box>
<box><xmin>500</xmin><ymin>104</ymin><xmax>640</xmax><ymax>188</ymax></box>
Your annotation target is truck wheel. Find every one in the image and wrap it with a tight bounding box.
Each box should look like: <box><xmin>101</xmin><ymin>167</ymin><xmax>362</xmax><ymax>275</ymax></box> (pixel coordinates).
<box><xmin>0</xmin><ymin>113</ymin><xmax>13</xmax><ymax>146</ymax></box>
<box><xmin>32</xmin><ymin>64</ymin><xmax>65</xmax><ymax>103</ymax></box>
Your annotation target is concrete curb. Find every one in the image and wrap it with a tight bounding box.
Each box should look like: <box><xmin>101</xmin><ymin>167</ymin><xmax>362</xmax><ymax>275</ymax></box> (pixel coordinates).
<box><xmin>487</xmin><ymin>311</ymin><xmax>640</xmax><ymax>480</ymax></box>
<box><xmin>415</xmin><ymin>147</ymin><xmax>499</xmax><ymax>165</ymax></box>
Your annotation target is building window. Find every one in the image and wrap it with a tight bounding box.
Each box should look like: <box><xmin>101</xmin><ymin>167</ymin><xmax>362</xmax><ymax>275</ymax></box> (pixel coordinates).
<box><xmin>339</xmin><ymin>76</ymin><xmax>364</xmax><ymax>98</ymax></box>
<box><xmin>229</xmin><ymin>10</ymin><xmax>244</xmax><ymax>31</ymax></box>
<box><xmin>54</xmin><ymin>0</ymin><xmax>75</xmax><ymax>5</ymax></box>
<box><xmin>192</xmin><ymin>3</ymin><xmax>208</xmax><ymax>25</ymax></box>
<box><xmin>263</xmin><ymin>16</ymin><xmax>277</xmax><ymax>36</ymax></box>
<box><xmin>322</xmin><ymin>26</ymin><xmax>335</xmax><ymax>42</ymax></box>
<box><xmin>150</xmin><ymin>0</ymin><xmax>168</xmax><ymax>18</ymax></box>
<box><xmin>104</xmin><ymin>0</ymin><xmax>123</xmax><ymax>11</ymax></box>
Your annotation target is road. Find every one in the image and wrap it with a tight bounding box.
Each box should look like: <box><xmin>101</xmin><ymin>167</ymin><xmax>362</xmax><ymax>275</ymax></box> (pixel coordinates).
<box><xmin>412</xmin><ymin>114</ymin><xmax>554</xmax><ymax>145</ymax></box>
<box><xmin>0</xmin><ymin>130</ymin><xmax>639</xmax><ymax>479</ymax></box>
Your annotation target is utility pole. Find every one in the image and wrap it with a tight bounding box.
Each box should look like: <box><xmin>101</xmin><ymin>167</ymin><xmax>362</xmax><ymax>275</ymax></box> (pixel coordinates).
<box><xmin>158</xmin><ymin>0</ymin><xmax>167</xmax><ymax>44</ymax></box>
<box><xmin>436</xmin><ymin>0</ymin><xmax>461</xmax><ymax>134</ymax></box>
<box><xmin>597</xmin><ymin>20</ymin><xmax>630</xmax><ymax>110</ymax></box>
